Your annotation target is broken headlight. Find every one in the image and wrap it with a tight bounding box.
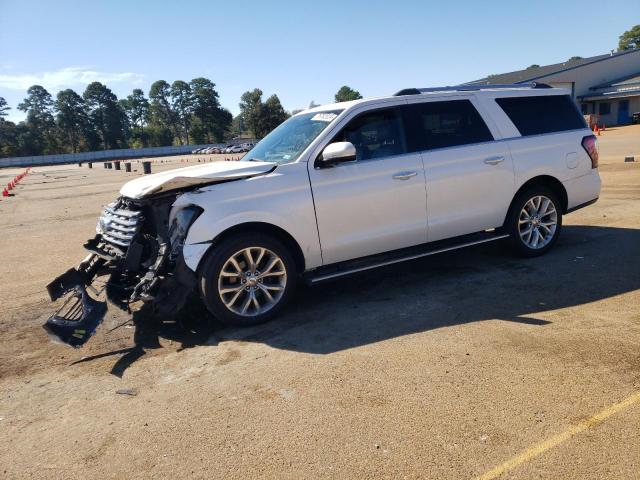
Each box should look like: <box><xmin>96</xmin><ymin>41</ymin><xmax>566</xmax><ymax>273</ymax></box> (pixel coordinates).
<box><xmin>168</xmin><ymin>206</ymin><xmax>203</xmax><ymax>259</ymax></box>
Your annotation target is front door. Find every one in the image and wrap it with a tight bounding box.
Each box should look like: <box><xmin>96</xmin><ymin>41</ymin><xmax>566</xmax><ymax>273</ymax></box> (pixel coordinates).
<box><xmin>308</xmin><ymin>107</ymin><xmax>428</xmax><ymax>265</ymax></box>
<box><xmin>618</xmin><ymin>100</ymin><xmax>630</xmax><ymax>125</ymax></box>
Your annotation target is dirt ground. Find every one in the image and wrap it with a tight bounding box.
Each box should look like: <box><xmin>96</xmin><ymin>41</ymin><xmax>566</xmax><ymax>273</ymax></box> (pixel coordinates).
<box><xmin>0</xmin><ymin>129</ymin><xmax>639</xmax><ymax>479</ymax></box>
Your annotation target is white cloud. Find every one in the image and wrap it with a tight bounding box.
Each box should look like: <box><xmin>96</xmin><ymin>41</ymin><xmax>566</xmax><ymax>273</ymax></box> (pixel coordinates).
<box><xmin>0</xmin><ymin>67</ymin><xmax>144</xmax><ymax>91</ymax></box>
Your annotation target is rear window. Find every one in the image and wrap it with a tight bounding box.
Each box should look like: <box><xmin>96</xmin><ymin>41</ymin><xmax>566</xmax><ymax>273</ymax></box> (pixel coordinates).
<box><xmin>403</xmin><ymin>100</ymin><xmax>494</xmax><ymax>151</ymax></box>
<box><xmin>495</xmin><ymin>95</ymin><xmax>586</xmax><ymax>136</ymax></box>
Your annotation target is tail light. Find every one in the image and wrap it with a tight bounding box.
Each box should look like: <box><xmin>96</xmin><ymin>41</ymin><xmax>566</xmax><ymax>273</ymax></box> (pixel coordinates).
<box><xmin>581</xmin><ymin>135</ymin><xmax>599</xmax><ymax>168</ymax></box>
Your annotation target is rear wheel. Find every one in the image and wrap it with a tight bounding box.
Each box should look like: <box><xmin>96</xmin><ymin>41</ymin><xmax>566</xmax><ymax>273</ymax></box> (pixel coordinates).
<box><xmin>198</xmin><ymin>234</ymin><xmax>297</xmax><ymax>326</ymax></box>
<box><xmin>506</xmin><ymin>187</ymin><xmax>562</xmax><ymax>257</ymax></box>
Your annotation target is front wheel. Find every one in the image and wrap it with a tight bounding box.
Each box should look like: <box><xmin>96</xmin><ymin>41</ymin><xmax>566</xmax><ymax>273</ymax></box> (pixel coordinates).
<box><xmin>198</xmin><ymin>234</ymin><xmax>297</xmax><ymax>326</ymax></box>
<box><xmin>506</xmin><ymin>187</ymin><xmax>563</xmax><ymax>257</ymax></box>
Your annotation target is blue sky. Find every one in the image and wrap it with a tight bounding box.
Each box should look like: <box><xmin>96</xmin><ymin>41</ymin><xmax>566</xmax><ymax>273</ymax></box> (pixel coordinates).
<box><xmin>0</xmin><ymin>0</ymin><xmax>637</xmax><ymax>122</ymax></box>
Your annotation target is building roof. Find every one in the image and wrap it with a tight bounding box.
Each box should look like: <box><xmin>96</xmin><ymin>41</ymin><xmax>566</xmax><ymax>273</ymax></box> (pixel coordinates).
<box><xmin>579</xmin><ymin>70</ymin><xmax>640</xmax><ymax>101</ymax></box>
<box><xmin>592</xmin><ymin>72</ymin><xmax>640</xmax><ymax>89</ymax></box>
<box><xmin>465</xmin><ymin>49</ymin><xmax>640</xmax><ymax>85</ymax></box>
<box><xmin>580</xmin><ymin>90</ymin><xmax>640</xmax><ymax>101</ymax></box>
<box><xmin>579</xmin><ymin>68</ymin><xmax>640</xmax><ymax>101</ymax></box>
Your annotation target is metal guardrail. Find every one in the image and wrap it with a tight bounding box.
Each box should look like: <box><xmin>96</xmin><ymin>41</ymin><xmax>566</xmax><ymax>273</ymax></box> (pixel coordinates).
<box><xmin>0</xmin><ymin>144</ymin><xmax>219</xmax><ymax>168</ymax></box>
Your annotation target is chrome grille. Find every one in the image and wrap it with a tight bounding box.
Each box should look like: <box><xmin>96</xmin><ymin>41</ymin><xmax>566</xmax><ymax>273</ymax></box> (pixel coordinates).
<box><xmin>97</xmin><ymin>201</ymin><xmax>142</xmax><ymax>248</ymax></box>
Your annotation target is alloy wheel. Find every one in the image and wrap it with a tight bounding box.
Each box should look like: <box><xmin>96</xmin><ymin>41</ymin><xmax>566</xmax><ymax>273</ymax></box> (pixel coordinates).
<box><xmin>518</xmin><ymin>195</ymin><xmax>558</xmax><ymax>249</ymax></box>
<box><xmin>217</xmin><ymin>247</ymin><xmax>287</xmax><ymax>316</ymax></box>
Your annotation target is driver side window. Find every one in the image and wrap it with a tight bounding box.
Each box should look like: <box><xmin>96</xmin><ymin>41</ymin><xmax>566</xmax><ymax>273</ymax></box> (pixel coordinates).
<box><xmin>333</xmin><ymin>108</ymin><xmax>406</xmax><ymax>161</ymax></box>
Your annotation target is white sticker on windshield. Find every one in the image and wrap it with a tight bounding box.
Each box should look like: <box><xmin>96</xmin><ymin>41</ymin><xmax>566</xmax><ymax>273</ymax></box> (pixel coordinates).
<box><xmin>311</xmin><ymin>113</ymin><xmax>337</xmax><ymax>122</ymax></box>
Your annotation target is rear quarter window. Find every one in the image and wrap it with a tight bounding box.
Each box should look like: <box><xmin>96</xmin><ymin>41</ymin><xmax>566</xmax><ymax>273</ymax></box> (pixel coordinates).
<box><xmin>495</xmin><ymin>95</ymin><xmax>586</xmax><ymax>136</ymax></box>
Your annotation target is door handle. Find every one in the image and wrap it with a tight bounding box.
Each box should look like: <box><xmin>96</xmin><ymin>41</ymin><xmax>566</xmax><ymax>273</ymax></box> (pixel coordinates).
<box><xmin>484</xmin><ymin>155</ymin><xmax>505</xmax><ymax>165</ymax></box>
<box><xmin>392</xmin><ymin>171</ymin><xmax>418</xmax><ymax>180</ymax></box>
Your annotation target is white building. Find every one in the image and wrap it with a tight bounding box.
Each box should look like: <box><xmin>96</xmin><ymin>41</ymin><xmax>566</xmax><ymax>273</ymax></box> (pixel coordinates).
<box><xmin>466</xmin><ymin>49</ymin><xmax>640</xmax><ymax>126</ymax></box>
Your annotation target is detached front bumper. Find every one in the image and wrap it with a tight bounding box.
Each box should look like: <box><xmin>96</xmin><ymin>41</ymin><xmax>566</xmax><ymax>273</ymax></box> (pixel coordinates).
<box><xmin>44</xmin><ymin>255</ymin><xmax>108</xmax><ymax>348</ymax></box>
<box><xmin>44</xmin><ymin>195</ymin><xmax>199</xmax><ymax>348</ymax></box>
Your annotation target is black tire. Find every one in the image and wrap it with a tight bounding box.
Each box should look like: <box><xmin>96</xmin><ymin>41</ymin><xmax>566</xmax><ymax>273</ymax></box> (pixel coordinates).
<box><xmin>198</xmin><ymin>233</ymin><xmax>297</xmax><ymax>326</ymax></box>
<box><xmin>505</xmin><ymin>186</ymin><xmax>563</xmax><ymax>257</ymax></box>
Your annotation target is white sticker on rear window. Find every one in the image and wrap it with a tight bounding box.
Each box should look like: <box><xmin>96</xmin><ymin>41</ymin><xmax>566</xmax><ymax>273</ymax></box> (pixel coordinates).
<box><xmin>311</xmin><ymin>113</ymin><xmax>337</xmax><ymax>122</ymax></box>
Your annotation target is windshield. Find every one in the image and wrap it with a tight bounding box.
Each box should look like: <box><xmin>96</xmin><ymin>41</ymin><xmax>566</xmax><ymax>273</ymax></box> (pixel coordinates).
<box><xmin>243</xmin><ymin>110</ymin><xmax>343</xmax><ymax>164</ymax></box>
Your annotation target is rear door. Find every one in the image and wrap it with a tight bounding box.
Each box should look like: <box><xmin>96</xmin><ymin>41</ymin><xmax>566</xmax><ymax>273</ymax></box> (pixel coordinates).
<box><xmin>404</xmin><ymin>98</ymin><xmax>514</xmax><ymax>242</ymax></box>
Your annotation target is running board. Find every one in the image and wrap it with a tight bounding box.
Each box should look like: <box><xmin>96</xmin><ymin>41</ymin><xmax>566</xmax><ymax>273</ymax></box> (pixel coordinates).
<box><xmin>307</xmin><ymin>231</ymin><xmax>509</xmax><ymax>284</ymax></box>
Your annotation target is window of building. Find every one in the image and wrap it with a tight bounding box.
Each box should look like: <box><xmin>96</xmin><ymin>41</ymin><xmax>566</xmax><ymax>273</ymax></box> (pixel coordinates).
<box><xmin>332</xmin><ymin>108</ymin><xmax>406</xmax><ymax>161</ymax></box>
<box><xmin>403</xmin><ymin>100</ymin><xmax>494</xmax><ymax>151</ymax></box>
<box><xmin>495</xmin><ymin>95</ymin><xmax>586</xmax><ymax>136</ymax></box>
<box><xmin>599</xmin><ymin>103</ymin><xmax>611</xmax><ymax>115</ymax></box>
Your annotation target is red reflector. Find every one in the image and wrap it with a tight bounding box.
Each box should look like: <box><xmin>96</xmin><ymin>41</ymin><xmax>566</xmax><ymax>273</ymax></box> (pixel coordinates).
<box><xmin>581</xmin><ymin>135</ymin><xmax>599</xmax><ymax>168</ymax></box>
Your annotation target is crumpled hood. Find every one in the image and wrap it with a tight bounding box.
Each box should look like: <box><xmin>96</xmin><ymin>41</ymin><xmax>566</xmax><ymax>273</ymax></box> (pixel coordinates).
<box><xmin>119</xmin><ymin>160</ymin><xmax>276</xmax><ymax>199</ymax></box>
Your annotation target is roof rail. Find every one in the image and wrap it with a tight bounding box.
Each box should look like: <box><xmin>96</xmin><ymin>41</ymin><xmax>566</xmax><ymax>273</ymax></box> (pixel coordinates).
<box><xmin>393</xmin><ymin>82</ymin><xmax>552</xmax><ymax>96</ymax></box>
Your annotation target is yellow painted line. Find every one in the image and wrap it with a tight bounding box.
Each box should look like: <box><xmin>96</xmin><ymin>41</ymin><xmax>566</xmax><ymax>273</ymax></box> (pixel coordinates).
<box><xmin>475</xmin><ymin>390</ymin><xmax>640</xmax><ymax>480</ymax></box>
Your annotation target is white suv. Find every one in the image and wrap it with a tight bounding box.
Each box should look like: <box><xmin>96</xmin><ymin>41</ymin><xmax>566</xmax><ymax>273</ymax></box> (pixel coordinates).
<box><xmin>45</xmin><ymin>83</ymin><xmax>601</xmax><ymax>347</ymax></box>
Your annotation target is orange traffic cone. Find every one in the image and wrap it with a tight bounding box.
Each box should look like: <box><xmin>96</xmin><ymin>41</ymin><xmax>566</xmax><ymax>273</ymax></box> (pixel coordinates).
<box><xmin>594</xmin><ymin>124</ymin><xmax>599</xmax><ymax>135</ymax></box>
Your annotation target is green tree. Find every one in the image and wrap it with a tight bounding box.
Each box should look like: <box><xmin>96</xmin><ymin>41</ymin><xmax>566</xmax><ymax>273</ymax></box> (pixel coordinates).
<box><xmin>618</xmin><ymin>25</ymin><xmax>640</xmax><ymax>51</ymax></box>
<box><xmin>17</xmin><ymin>85</ymin><xmax>57</xmax><ymax>154</ymax></box>
<box><xmin>231</xmin><ymin>113</ymin><xmax>245</xmax><ymax>137</ymax></box>
<box><xmin>0</xmin><ymin>120</ymin><xmax>19</xmax><ymax>157</ymax></box>
<box><xmin>147</xmin><ymin>124</ymin><xmax>174</xmax><ymax>147</ymax></box>
<box><xmin>83</xmin><ymin>82</ymin><xmax>126</xmax><ymax>150</ymax></box>
<box><xmin>55</xmin><ymin>89</ymin><xmax>93</xmax><ymax>153</ymax></box>
<box><xmin>334</xmin><ymin>85</ymin><xmax>362</xmax><ymax>102</ymax></box>
<box><xmin>260</xmin><ymin>94</ymin><xmax>289</xmax><ymax>137</ymax></box>
<box><xmin>188</xmin><ymin>119</ymin><xmax>207</xmax><ymax>145</ymax></box>
<box><xmin>121</xmin><ymin>89</ymin><xmax>150</xmax><ymax>147</ymax></box>
<box><xmin>3</xmin><ymin>121</ymin><xmax>43</xmax><ymax>156</ymax></box>
<box><xmin>239</xmin><ymin>88</ymin><xmax>264</xmax><ymax>138</ymax></box>
<box><xmin>239</xmin><ymin>89</ymin><xmax>291</xmax><ymax>139</ymax></box>
<box><xmin>212</xmin><ymin>107</ymin><xmax>233</xmax><ymax>142</ymax></box>
<box><xmin>149</xmin><ymin>80</ymin><xmax>179</xmax><ymax>143</ymax></box>
<box><xmin>18</xmin><ymin>85</ymin><xmax>54</xmax><ymax>125</ymax></box>
<box><xmin>190</xmin><ymin>78</ymin><xmax>218</xmax><ymax>134</ymax></box>
<box><xmin>118</xmin><ymin>98</ymin><xmax>133</xmax><ymax>142</ymax></box>
<box><xmin>170</xmin><ymin>80</ymin><xmax>193</xmax><ymax>145</ymax></box>
<box><xmin>0</xmin><ymin>97</ymin><xmax>9</xmax><ymax>119</ymax></box>
<box><xmin>190</xmin><ymin>77</ymin><xmax>230</xmax><ymax>143</ymax></box>
<box><xmin>124</xmin><ymin>89</ymin><xmax>150</xmax><ymax>132</ymax></box>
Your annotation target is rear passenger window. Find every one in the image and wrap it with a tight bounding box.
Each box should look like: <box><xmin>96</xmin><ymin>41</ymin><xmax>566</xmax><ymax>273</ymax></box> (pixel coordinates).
<box><xmin>404</xmin><ymin>100</ymin><xmax>494</xmax><ymax>151</ymax></box>
<box><xmin>333</xmin><ymin>108</ymin><xmax>406</xmax><ymax>160</ymax></box>
<box><xmin>495</xmin><ymin>95</ymin><xmax>586</xmax><ymax>136</ymax></box>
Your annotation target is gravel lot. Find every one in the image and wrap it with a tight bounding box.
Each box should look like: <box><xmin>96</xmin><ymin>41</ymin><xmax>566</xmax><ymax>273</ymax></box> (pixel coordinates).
<box><xmin>0</xmin><ymin>129</ymin><xmax>639</xmax><ymax>479</ymax></box>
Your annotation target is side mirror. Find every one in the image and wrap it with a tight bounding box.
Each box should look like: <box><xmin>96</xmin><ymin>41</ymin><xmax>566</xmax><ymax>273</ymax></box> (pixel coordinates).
<box><xmin>318</xmin><ymin>142</ymin><xmax>357</xmax><ymax>167</ymax></box>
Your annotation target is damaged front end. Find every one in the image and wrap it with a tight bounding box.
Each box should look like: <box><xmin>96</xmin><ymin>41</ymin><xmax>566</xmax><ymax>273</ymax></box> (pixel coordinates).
<box><xmin>44</xmin><ymin>194</ymin><xmax>201</xmax><ymax>348</ymax></box>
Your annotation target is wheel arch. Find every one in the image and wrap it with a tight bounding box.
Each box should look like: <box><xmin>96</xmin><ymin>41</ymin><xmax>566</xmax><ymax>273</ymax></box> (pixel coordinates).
<box><xmin>199</xmin><ymin>222</ymin><xmax>306</xmax><ymax>275</ymax></box>
<box><xmin>506</xmin><ymin>175</ymin><xmax>568</xmax><ymax>222</ymax></box>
